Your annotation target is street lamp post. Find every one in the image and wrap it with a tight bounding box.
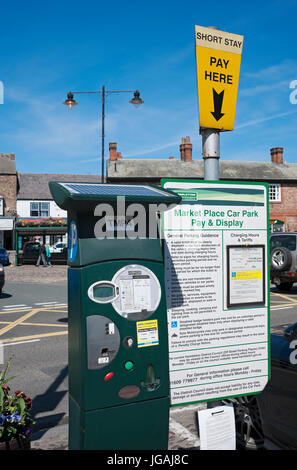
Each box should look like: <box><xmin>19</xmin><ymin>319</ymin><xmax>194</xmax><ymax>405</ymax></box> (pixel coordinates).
<box><xmin>63</xmin><ymin>86</ymin><xmax>144</xmax><ymax>183</ymax></box>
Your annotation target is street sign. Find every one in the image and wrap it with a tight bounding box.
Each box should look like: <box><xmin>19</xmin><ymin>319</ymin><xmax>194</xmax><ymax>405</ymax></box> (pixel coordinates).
<box><xmin>195</xmin><ymin>25</ymin><xmax>244</xmax><ymax>131</ymax></box>
<box><xmin>162</xmin><ymin>179</ymin><xmax>270</xmax><ymax>406</ymax></box>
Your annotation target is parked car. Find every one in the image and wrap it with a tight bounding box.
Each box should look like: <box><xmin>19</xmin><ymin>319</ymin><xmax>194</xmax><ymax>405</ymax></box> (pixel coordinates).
<box><xmin>49</xmin><ymin>242</ymin><xmax>67</xmax><ymax>253</ymax></box>
<box><xmin>208</xmin><ymin>322</ymin><xmax>297</xmax><ymax>450</ymax></box>
<box><xmin>0</xmin><ymin>248</ymin><xmax>10</xmax><ymax>266</ymax></box>
<box><xmin>270</xmin><ymin>232</ymin><xmax>297</xmax><ymax>291</ymax></box>
<box><xmin>0</xmin><ymin>263</ymin><xmax>5</xmax><ymax>295</ymax></box>
<box><xmin>18</xmin><ymin>241</ymin><xmax>67</xmax><ymax>265</ymax></box>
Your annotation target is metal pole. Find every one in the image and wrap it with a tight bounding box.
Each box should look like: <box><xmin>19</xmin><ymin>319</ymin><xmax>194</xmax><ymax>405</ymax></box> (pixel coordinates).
<box><xmin>101</xmin><ymin>85</ymin><xmax>105</xmax><ymax>183</ymax></box>
<box><xmin>15</xmin><ymin>230</ymin><xmax>18</xmax><ymax>266</ymax></box>
<box><xmin>201</xmin><ymin>128</ymin><xmax>220</xmax><ymax>181</ymax></box>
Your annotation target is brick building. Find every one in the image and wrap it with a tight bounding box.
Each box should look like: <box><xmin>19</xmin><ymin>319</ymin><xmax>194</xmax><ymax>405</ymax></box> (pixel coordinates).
<box><xmin>0</xmin><ymin>154</ymin><xmax>17</xmax><ymax>248</ymax></box>
<box><xmin>0</xmin><ymin>142</ymin><xmax>296</xmax><ymax>251</ymax></box>
<box><xmin>107</xmin><ymin>141</ymin><xmax>297</xmax><ymax>233</ymax></box>
<box><xmin>15</xmin><ymin>173</ymin><xmax>101</xmax><ymax>250</ymax></box>
<box><xmin>267</xmin><ymin>148</ymin><xmax>297</xmax><ymax>232</ymax></box>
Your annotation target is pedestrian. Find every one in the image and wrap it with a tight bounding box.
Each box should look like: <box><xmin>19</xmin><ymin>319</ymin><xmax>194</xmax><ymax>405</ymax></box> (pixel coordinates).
<box><xmin>36</xmin><ymin>243</ymin><xmax>47</xmax><ymax>267</ymax></box>
<box><xmin>45</xmin><ymin>244</ymin><xmax>52</xmax><ymax>267</ymax></box>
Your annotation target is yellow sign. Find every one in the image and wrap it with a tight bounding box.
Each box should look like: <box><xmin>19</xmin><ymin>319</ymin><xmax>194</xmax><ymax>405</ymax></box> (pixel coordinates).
<box><xmin>231</xmin><ymin>271</ymin><xmax>262</xmax><ymax>280</ymax></box>
<box><xmin>195</xmin><ymin>25</ymin><xmax>244</xmax><ymax>130</ymax></box>
<box><xmin>136</xmin><ymin>319</ymin><xmax>159</xmax><ymax>348</ymax></box>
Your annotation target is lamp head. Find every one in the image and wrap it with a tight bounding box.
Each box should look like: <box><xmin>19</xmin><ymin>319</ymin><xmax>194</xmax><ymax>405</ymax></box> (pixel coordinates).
<box><xmin>129</xmin><ymin>90</ymin><xmax>144</xmax><ymax>107</ymax></box>
<box><xmin>63</xmin><ymin>92</ymin><xmax>78</xmax><ymax>108</ymax></box>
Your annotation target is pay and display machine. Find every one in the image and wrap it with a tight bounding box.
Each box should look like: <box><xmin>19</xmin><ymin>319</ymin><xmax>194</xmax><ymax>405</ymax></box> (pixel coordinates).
<box><xmin>49</xmin><ymin>182</ymin><xmax>181</xmax><ymax>450</ymax></box>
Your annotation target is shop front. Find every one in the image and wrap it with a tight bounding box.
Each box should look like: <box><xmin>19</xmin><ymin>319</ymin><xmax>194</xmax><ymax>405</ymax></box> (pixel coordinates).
<box><xmin>0</xmin><ymin>217</ymin><xmax>15</xmax><ymax>249</ymax></box>
<box><xmin>15</xmin><ymin>218</ymin><xmax>67</xmax><ymax>265</ymax></box>
<box><xmin>269</xmin><ymin>219</ymin><xmax>284</xmax><ymax>233</ymax></box>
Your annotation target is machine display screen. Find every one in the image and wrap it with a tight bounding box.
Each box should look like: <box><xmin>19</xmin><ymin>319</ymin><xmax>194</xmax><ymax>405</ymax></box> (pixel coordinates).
<box><xmin>93</xmin><ymin>285</ymin><xmax>114</xmax><ymax>300</ymax></box>
<box><xmin>88</xmin><ymin>281</ymin><xmax>118</xmax><ymax>304</ymax></box>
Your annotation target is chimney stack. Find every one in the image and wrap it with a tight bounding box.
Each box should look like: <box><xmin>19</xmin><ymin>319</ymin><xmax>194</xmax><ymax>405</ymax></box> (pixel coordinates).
<box><xmin>109</xmin><ymin>142</ymin><xmax>117</xmax><ymax>161</ymax></box>
<box><xmin>184</xmin><ymin>136</ymin><xmax>192</xmax><ymax>162</ymax></box>
<box><xmin>180</xmin><ymin>137</ymin><xmax>186</xmax><ymax>160</ymax></box>
<box><xmin>270</xmin><ymin>147</ymin><xmax>283</xmax><ymax>164</ymax></box>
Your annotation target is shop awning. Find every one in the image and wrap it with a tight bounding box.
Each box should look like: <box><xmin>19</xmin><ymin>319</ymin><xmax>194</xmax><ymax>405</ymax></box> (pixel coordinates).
<box><xmin>15</xmin><ymin>226</ymin><xmax>67</xmax><ymax>236</ymax></box>
<box><xmin>269</xmin><ymin>219</ymin><xmax>284</xmax><ymax>225</ymax></box>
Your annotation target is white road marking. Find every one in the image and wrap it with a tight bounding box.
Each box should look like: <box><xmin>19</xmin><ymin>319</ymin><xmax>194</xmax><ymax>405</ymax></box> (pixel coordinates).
<box><xmin>3</xmin><ymin>304</ymin><xmax>27</xmax><ymax>308</ymax></box>
<box><xmin>35</xmin><ymin>302</ymin><xmax>67</xmax><ymax>307</ymax></box>
<box><xmin>272</xmin><ymin>306</ymin><xmax>296</xmax><ymax>311</ymax></box>
<box><xmin>34</xmin><ymin>302</ymin><xmax>59</xmax><ymax>305</ymax></box>
<box><xmin>3</xmin><ymin>339</ymin><xmax>41</xmax><ymax>346</ymax></box>
<box><xmin>2</xmin><ymin>306</ymin><xmax>32</xmax><ymax>311</ymax></box>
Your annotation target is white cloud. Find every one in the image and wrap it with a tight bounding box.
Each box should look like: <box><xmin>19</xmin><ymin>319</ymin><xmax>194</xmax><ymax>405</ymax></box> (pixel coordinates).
<box><xmin>240</xmin><ymin>80</ymin><xmax>289</xmax><ymax>97</ymax></box>
<box><xmin>236</xmin><ymin>109</ymin><xmax>297</xmax><ymax>129</ymax></box>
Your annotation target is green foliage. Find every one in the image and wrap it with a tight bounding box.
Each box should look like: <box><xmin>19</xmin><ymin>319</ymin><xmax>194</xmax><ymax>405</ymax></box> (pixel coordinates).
<box><xmin>0</xmin><ymin>360</ymin><xmax>17</xmax><ymax>388</ymax></box>
<box><xmin>0</xmin><ymin>361</ymin><xmax>34</xmax><ymax>442</ymax></box>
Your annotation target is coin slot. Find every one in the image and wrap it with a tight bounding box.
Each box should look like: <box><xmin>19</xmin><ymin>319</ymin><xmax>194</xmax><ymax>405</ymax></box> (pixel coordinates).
<box><xmin>123</xmin><ymin>336</ymin><xmax>134</xmax><ymax>348</ymax></box>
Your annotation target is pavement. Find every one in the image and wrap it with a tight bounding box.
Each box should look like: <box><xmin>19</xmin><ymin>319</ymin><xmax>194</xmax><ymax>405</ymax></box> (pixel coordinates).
<box><xmin>30</xmin><ymin>403</ymin><xmax>206</xmax><ymax>451</ymax></box>
<box><xmin>5</xmin><ymin>254</ymin><xmax>67</xmax><ymax>284</ymax></box>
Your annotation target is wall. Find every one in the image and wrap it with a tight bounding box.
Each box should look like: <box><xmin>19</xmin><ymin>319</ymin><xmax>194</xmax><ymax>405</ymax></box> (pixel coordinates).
<box><xmin>269</xmin><ymin>183</ymin><xmax>297</xmax><ymax>231</ymax></box>
<box><xmin>0</xmin><ymin>174</ymin><xmax>17</xmax><ymax>214</ymax></box>
<box><xmin>16</xmin><ymin>200</ymin><xmax>67</xmax><ymax>218</ymax></box>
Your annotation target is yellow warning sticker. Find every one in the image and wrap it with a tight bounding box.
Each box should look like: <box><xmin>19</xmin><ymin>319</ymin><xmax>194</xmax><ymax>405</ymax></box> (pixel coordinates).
<box><xmin>136</xmin><ymin>319</ymin><xmax>159</xmax><ymax>348</ymax></box>
<box><xmin>231</xmin><ymin>271</ymin><xmax>262</xmax><ymax>280</ymax></box>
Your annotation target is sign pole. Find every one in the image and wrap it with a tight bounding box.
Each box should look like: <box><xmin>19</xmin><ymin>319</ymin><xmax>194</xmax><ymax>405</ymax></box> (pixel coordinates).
<box><xmin>201</xmin><ymin>127</ymin><xmax>220</xmax><ymax>181</ymax></box>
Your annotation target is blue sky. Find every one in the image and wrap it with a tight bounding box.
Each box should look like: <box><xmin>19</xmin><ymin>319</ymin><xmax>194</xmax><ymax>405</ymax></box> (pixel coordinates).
<box><xmin>1</xmin><ymin>0</ymin><xmax>297</xmax><ymax>175</ymax></box>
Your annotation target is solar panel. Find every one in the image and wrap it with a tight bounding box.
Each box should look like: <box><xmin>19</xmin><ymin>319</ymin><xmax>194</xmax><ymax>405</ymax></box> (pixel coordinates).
<box><xmin>61</xmin><ymin>183</ymin><xmax>172</xmax><ymax>198</ymax></box>
<box><xmin>49</xmin><ymin>181</ymin><xmax>182</xmax><ymax>210</ymax></box>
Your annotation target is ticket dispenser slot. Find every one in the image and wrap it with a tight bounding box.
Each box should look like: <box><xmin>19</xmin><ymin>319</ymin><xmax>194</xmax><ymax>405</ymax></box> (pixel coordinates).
<box><xmin>141</xmin><ymin>364</ymin><xmax>160</xmax><ymax>392</ymax></box>
<box><xmin>86</xmin><ymin>315</ymin><xmax>120</xmax><ymax>369</ymax></box>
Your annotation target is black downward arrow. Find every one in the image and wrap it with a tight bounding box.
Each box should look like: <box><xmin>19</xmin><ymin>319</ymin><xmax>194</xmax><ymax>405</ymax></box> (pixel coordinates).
<box><xmin>211</xmin><ymin>89</ymin><xmax>225</xmax><ymax>121</ymax></box>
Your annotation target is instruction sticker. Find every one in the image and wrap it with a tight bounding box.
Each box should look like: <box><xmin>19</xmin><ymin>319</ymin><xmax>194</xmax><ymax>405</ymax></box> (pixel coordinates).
<box><xmin>137</xmin><ymin>320</ymin><xmax>159</xmax><ymax>348</ymax></box>
<box><xmin>227</xmin><ymin>245</ymin><xmax>265</xmax><ymax>308</ymax></box>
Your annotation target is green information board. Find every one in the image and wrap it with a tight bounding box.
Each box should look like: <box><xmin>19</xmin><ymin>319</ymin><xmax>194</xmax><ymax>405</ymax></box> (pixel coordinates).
<box><xmin>162</xmin><ymin>179</ymin><xmax>270</xmax><ymax>406</ymax></box>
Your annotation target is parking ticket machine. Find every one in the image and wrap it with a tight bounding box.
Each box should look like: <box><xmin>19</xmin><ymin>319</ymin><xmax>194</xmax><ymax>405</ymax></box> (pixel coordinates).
<box><xmin>49</xmin><ymin>182</ymin><xmax>181</xmax><ymax>450</ymax></box>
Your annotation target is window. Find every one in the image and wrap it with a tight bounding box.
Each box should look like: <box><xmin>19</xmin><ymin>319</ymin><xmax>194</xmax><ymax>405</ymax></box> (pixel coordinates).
<box><xmin>270</xmin><ymin>234</ymin><xmax>296</xmax><ymax>251</ymax></box>
<box><xmin>269</xmin><ymin>220</ymin><xmax>284</xmax><ymax>233</ymax></box>
<box><xmin>269</xmin><ymin>184</ymin><xmax>281</xmax><ymax>202</ymax></box>
<box><xmin>30</xmin><ymin>202</ymin><xmax>50</xmax><ymax>217</ymax></box>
